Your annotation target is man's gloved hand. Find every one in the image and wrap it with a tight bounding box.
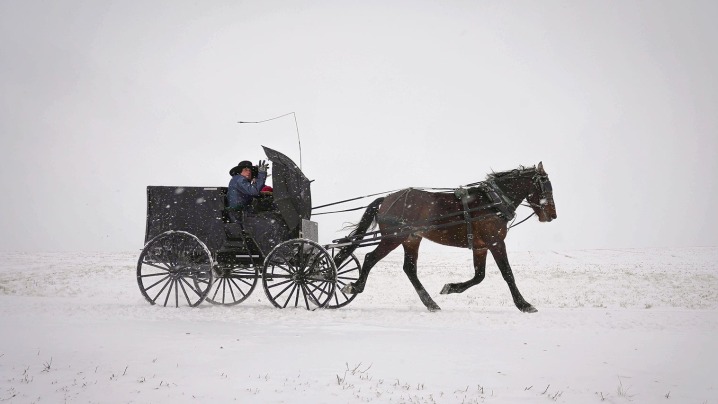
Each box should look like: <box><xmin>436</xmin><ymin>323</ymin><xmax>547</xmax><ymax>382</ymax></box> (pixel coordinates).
<box><xmin>257</xmin><ymin>160</ymin><xmax>269</xmax><ymax>173</ymax></box>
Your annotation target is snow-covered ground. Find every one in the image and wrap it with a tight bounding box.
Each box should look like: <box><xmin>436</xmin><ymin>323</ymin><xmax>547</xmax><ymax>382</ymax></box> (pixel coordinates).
<box><xmin>1</xmin><ymin>247</ymin><xmax>716</xmax><ymax>403</ymax></box>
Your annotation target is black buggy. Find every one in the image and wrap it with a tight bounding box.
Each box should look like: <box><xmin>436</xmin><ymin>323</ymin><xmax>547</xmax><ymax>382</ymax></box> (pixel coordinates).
<box><xmin>136</xmin><ymin>147</ymin><xmax>362</xmax><ymax>310</ymax></box>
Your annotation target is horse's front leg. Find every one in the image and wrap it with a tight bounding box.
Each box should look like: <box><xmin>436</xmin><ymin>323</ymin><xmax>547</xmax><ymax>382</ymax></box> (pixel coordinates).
<box><xmin>488</xmin><ymin>241</ymin><xmax>537</xmax><ymax>313</ymax></box>
<box><xmin>440</xmin><ymin>248</ymin><xmax>488</xmax><ymax>294</ymax></box>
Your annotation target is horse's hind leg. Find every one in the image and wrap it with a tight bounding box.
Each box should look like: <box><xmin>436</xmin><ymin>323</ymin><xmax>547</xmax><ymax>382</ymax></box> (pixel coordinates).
<box><xmin>341</xmin><ymin>237</ymin><xmax>402</xmax><ymax>294</ymax></box>
<box><xmin>401</xmin><ymin>236</ymin><xmax>441</xmax><ymax>312</ymax></box>
<box><xmin>489</xmin><ymin>240</ymin><xmax>537</xmax><ymax>313</ymax></box>
<box><xmin>440</xmin><ymin>248</ymin><xmax>488</xmax><ymax>294</ymax></box>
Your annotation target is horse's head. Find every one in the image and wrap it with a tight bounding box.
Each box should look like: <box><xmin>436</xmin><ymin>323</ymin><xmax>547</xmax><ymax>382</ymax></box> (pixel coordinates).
<box><xmin>526</xmin><ymin>162</ymin><xmax>557</xmax><ymax>222</ymax></box>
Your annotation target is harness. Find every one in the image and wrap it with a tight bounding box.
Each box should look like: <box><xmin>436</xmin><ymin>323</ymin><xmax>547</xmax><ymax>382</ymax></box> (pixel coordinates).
<box><xmin>454</xmin><ymin>180</ymin><xmax>516</xmax><ymax>249</ymax></box>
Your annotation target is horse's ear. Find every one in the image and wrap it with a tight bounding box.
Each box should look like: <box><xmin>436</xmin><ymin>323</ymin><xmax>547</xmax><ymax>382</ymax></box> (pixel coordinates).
<box><xmin>537</xmin><ymin>161</ymin><xmax>545</xmax><ymax>174</ymax></box>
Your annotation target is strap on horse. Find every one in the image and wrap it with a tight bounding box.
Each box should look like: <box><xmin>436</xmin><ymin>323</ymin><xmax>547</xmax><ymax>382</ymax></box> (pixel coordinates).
<box><xmin>482</xmin><ymin>180</ymin><xmax>516</xmax><ymax>222</ymax></box>
<box><xmin>454</xmin><ymin>181</ymin><xmax>516</xmax><ymax>250</ymax></box>
<box><xmin>454</xmin><ymin>188</ymin><xmax>475</xmax><ymax>249</ymax></box>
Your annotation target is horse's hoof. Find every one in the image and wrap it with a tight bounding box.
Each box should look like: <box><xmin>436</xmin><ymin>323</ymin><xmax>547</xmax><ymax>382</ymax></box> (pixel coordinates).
<box><xmin>342</xmin><ymin>283</ymin><xmax>363</xmax><ymax>294</ymax></box>
<box><xmin>440</xmin><ymin>284</ymin><xmax>452</xmax><ymax>294</ymax></box>
<box><xmin>428</xmin><ymin>305</ymin><xmax>441</xmax><ymax>312</ymax></box>
<box><xmin>520</xmin><ymin>305</ymin><xmax>538</xmax><ymax>313</ymax></box>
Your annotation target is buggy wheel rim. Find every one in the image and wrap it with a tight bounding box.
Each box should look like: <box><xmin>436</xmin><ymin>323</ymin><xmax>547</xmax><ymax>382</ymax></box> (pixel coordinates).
<box><xmin>262</xmin><ymin>239</ymin><xmax>337</xmax><ymax>310</ymax></box>
<box><xmin>137</xmin><ymin>231</ymin><xmax>214</xmax><ymax>307</ymax></box>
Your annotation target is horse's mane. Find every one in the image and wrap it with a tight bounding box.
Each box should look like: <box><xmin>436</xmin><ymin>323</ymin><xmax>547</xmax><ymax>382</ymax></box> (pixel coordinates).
<box><xmin>486</xmin><ymin>165</ymin><xmax>536</xmax><ymax>180</ymax></box>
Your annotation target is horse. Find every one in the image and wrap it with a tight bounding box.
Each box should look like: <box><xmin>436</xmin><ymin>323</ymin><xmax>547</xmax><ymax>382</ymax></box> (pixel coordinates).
<box><xmin>333</xmin><ymin>162</ymin><xmax>557</xmax><ymax>313</ymax></box>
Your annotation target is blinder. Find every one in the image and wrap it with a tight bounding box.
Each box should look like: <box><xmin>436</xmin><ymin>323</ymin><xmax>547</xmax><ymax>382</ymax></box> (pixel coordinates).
<box><xmin>535</xmin><ymin>174</ymin><xmax>552</xmax><ymax>194</ymax></box>
<box><xmin>526</xmin><ymin>172</ymin><xmax>553</xmax><ymax>216</ymax></box>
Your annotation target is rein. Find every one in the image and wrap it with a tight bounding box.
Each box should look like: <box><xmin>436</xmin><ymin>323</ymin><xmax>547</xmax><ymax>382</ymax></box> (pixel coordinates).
<box><xmin>312</xmin><ymin>189</ymin><xmax>401</xmax><ymax>211</ymax></box>
<box><xmin>508</xmin><ymin>208</ymin><xmax>536</xmax><ymax>230</ymax></box>
<box><xmin>312</xmin><ymin>205</ymin><xmax>374</xmax><ymax>216</ymax></box>
<box><xmin>311</xmin><ymin>186</ymin><xmax>453</xmax><ymax>215</ymax></box>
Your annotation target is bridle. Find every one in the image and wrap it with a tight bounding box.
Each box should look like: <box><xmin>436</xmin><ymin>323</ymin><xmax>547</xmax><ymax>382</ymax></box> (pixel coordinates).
<box><xmin>506</xmin><ymin>169</ymin><xmax>553</xmax><ymax>229</ymax></box>
<box><xmin>525</xmin><ymin>172</ymin><xmax>553</xmax><ymax>215</ymax></box>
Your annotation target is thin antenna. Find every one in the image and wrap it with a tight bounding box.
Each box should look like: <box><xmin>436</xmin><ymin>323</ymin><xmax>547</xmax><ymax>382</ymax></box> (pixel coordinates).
<box><xmin>238</xmin><ymin>112</ymin><xmax>302</xmax><ymax>170</ymax></box>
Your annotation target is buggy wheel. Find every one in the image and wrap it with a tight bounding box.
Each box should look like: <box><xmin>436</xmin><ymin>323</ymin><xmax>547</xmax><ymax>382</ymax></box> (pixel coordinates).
<box><xmin>262</xmin><ymin>239</ymin><xmax>336</xmax><ymax>310</ymax></box>
<box><xmin>204</xmin><ymin>261</ymin><xmax>259</xmax><ymax>306</ymax></box>
<box><xmin>137</xmin><ymin>231</ymin><xmax>213</xmax><ymax>307</ymax></box>
<box><xmin>326</xmin><ymin>250</ymin><xmax>362</xmax><ymax>309</ymax></box>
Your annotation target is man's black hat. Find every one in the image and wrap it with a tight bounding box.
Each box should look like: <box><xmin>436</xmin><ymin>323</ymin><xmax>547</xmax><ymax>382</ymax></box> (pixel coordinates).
<box><xmin>229</xmin><ymin>160</ymin><xmax>255</xmax><ymax>176</ymax></box>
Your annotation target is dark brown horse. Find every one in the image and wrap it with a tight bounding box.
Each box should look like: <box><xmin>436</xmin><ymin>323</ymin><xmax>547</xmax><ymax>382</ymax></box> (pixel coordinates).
<box><xmin>333</xmin><ymin>162</ymin><xmax>557</xmax><ymax>312</ymax></box>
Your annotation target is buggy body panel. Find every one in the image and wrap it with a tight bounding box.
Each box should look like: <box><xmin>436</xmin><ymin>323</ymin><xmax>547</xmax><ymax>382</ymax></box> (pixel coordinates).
<box><xmin>144</xmin><ymin>186</ymin><xmax>228</xmax><ymax>253</ymax></box>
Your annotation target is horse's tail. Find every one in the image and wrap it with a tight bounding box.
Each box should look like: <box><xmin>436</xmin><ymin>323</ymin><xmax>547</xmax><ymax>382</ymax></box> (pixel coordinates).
<box><xmin>333</xmin><ymin>197</ymin><xmax>385</xmax><ymax>267</ymax></box>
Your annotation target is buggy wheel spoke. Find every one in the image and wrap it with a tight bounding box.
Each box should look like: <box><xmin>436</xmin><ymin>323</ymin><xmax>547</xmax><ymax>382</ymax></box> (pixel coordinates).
<box><xmin>273</xmin><ymin>262</ymin><xmax>296</xmax><ymax>275</ymax></box>
<box><xmin>337</xmin><ymin>274</ymin><xmax>359</xmax><ymax>283</ymax></box>
<box><xmin>210</xmin><ymin>279</ymin><xmax>223</xmax><ymax>303</ymax></box>
<box><xmin>282</xmin><ymin>283</ymin><xmax>299</xmax><ymax>308</ymax></box>
<box><xmin>175</xmin><ymin>280</ymin><xmax>180</xmax><ymax>308</ymax></box>
<box><xmin>273</xmin><ymin>280</ymin><xmax>297</xmax><ymax>300</ymax></box>
<box><xmin>293</xmin><ymin>283</ymin><xmax>301</xmax><ymax>308</ymax></box>
<box><xmin>141</xmin><ymin>261</ymin><xmax>171</xmax><ymax>272</ymax></box>
<box><xmin>337</xmin><ymin>270</ymin><xmax>357</xmax><ymax>279</ymax></box>
<box><xmin>163</xmin><ymin>279</ymin><xmax>174</xmax><ymax>307</ymax></box>
<box><xmin>312</xmin><ymin>280</ymin><xmax>333</xmax><ymax>301</ymax></box>
<box><xmin>229</xmin><ymin>275</ymin><xmax>254</xmax><ymax>288</ymax></box>
<box><xmin>303</xmin><ymin>281</ymin><xmax>329</xmax><ymax>309</ymax></box>
<box><xmin>228</xmin><ymin>277</ymin><xmax>247</xmax><ymax>298</ymax></box>
<box><xmin>139</xmin><ymin>271</ymin><xmax>170</xmax><ymax>279</ymax></box>
<box><xmin>144</xmin><ymin>274</ymin><xmax>171</xmax><ymax>291</ymax></box>
<box><xmin>326</xmin><ymin>250</ymin><xmax>361</xmax><ymax>309</ymax></box>
<box><xmin>179</xmin><ymin>277</ymin><xmax>203</xmax><ymax>298</ymax></box>
<box><xmin>220</xmin><ymin>278</ymin><xmax>228</xmax><ymax>304</ymax></box>
<box><xmin>267</xmin><ymin>278</ymin><xmax>294</xmax><ymax>289</ymax></box>
<box><xmin>334</xmin><ymin>284</ymin><xmax>353</xmax><ymax>301</ymax></box>
<box><xmin>150</xmin><ymin>277</ymin><xmax>172</xmax><ymax>304</ymax></box>
<box><xmin>178</xmin><ymin>279</ymin><xmax>193</xmax><ymax>306</ymax></box>
<box><xmin>193</xmin><ymin>277</ymin><xmax>210</xmax><ymax>287</ymax></box>
<box><xmin>227</xmin><ymin>279</ymin><xmax>238</xmax><ymax>303</ymax></box>
<box><xmin>300</xmin><ymin>283</ymin><xmax>312</xmax><ymax>310</ymax></box>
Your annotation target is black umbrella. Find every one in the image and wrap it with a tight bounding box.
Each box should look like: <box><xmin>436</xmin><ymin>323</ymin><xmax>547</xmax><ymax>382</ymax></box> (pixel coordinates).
<box><xmin>262</xmin><ymin>146</ymin><xmax>312</xmax><ymax>231</ymax></box>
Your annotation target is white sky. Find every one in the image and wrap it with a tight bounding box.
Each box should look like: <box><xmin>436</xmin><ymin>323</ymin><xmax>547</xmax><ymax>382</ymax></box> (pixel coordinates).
<box><xmin>1</xmin><ymin>0</ymin><xmax>717</xmax><ymax>252</ymax></box>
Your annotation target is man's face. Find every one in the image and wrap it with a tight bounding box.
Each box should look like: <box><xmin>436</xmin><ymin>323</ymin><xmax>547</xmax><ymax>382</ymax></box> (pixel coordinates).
<box><xmin>240</xmin><ymin>167</ymin><xmax>253</xmax><ymax>180</ymax></box>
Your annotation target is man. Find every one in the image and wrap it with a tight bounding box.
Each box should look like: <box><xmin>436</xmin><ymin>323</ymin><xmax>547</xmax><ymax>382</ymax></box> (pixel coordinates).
<box><xmin>227</xmin><ymin>159</ymin><xmax>269</xmax><ymax>220</ymax></box>
<box><xmin>226</xmin><ymin>159</ymin><xmax>287</xmax><ymax>253</ymax></box>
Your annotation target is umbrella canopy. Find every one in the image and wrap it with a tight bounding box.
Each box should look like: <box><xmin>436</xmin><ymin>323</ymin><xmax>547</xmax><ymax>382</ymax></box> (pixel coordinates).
<box><xmin>263</xmin><ymin>146</ymin><xmax>312</xmax><ymax>231</ymax></box>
